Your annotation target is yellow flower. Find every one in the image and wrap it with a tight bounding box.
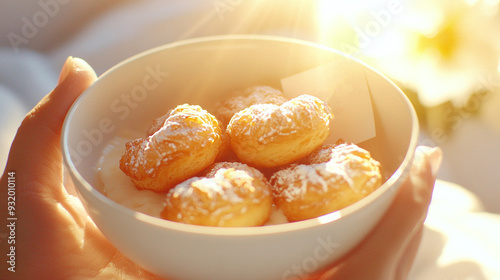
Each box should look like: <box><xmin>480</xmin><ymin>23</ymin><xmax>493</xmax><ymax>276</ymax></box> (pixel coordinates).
<box><xmin>362</xmin><ymin>0</ymin><xmax>500</xmax><ymax>107</ymax></box>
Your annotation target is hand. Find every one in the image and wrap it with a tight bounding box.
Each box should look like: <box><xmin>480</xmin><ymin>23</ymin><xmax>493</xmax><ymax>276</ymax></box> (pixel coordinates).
<box><xmin>0</xmin><ymin>57</ymin><xmax>160</xmax><ymax>280</ymax></box>
<box><xmin>310</xmin><ymin>146</ymin><xmax>442</xmax><ymax>280</ymax></box>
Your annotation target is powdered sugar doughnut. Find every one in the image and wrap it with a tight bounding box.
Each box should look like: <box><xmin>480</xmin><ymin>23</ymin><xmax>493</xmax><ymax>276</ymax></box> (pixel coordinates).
<box><xmin>215</xmin><ymin>85</ymin><xmax>288</xmax><ymax>125</ymax></box>
<box><xmin>270</xmin><ymin>142</ymin><xmax>383</xmax><ymax>222</ymax></box>
<box><xmin>161</xmin><ymin>162</ymin><xmax>273</xmax><ymax>227</ymax></box>
<box><xmin>227</xmin><ymin>94</ymin><xmax>333</xmax><ymax>168</ymax></box>
<box><xmin>119</xmin><ymin>104</ymin><xmax>224</xmax><ymax>192</ymax></box>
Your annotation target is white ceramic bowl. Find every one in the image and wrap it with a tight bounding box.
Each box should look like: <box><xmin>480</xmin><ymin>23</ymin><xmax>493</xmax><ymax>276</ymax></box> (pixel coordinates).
<box><xmin>62</xmin><ymin>35</ymin><xmax>418</xmax><ymax>280</ymax></box>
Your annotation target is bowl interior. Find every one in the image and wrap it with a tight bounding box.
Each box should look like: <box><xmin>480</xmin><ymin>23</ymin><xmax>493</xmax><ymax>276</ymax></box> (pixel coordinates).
<box><xmin>62</xmin><ymin>35</ymin><xmax>418</xmax><ymax>230</ymax></box>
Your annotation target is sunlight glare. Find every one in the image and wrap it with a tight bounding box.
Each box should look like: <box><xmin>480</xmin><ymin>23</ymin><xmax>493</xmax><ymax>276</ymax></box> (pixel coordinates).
<box><xmin>315</xmin><ymin>0</ymin><xmax>366</xmax><ymax>50</ymax></box>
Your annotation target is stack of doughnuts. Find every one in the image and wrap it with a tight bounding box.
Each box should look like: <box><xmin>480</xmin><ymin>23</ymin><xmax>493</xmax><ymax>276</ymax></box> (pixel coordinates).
<box><xmin>119</xmin><ymin>85</ymin><xmax>383</xmax><ymax>226</ymax></box>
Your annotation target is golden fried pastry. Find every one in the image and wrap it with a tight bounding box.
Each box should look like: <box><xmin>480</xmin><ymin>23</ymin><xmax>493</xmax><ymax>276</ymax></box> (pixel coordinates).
<box><xmin>148</xmin><ymin>107</ymin><xmax>232</xmax><ymax>163</ymax></box>
<box><xmin>119</xmin><ymin>104</ymin><xmax>224</xmax><ymax>192</ymax></box>
<box><xmin>216</xmin><ymin>85</ymin><xmax>288</xmax><ymax>125</ymax></box>
<box><xmin>270</xmin><ymin>142</ymin><xmax>383</xmax><ymax>222</ymax></box>
<box><xmin>201</xmin><ymin>161</ymin><xmax>266</xmax><ymax>180</ymax></box>
<box><xmin>227</xmin><ymin>94</ymin><xmax>333</xmax><ymax>168</ymax></box>
<box><xmin>161</xmin><ymin>162</ymin><xmax>273</xmax><ymax>227</ymax></box>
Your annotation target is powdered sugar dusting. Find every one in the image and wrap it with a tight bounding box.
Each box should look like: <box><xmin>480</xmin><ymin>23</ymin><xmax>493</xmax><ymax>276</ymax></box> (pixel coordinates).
<box><xmin>166</xmin><ymin>167</ymin><xmax>271</xmax><ymax>226</ymax></box>
<box><xmin>227</xmin><ymin>94</ymin><xmax>333</xmax><ymax>145</ymax></box>
<box><xmin>203</xmin><ymin>162</ymin><xmax>267</xmax><ymax>183</ymax></box>
<box><xmin>271</xmin><ymin>142</ymin><xmax>382</xmax><ymax>203</ymax></box>
<box><xmin>216</xmin><ymin>85</ymin><xmax>288</xmax><ymax>124</ymax></box>
<box><xmin>120</xmin><ymin>104</ymin><xmax>222</xmax><ymax>180</ymax></box>
<box><xmin>170</xmin><ymin>169</ymin><xmax>251</xmax><ymax>206</ymax></box>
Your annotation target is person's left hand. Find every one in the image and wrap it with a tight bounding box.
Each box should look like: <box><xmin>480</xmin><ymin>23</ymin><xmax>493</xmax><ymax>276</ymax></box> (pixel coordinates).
<box><xmin>0</xmin><ymin>57</ymin><xmax>161</xmax><ymax>280</ymax></box>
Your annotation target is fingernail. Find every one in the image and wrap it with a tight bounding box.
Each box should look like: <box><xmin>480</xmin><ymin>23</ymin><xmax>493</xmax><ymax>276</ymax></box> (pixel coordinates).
<box><xmin>71</xmin><ymin>57</ymin><xmax>97</xmax><ymax>79</ymax></box>
<box><xmin>428</xmin><ymin>147</ymin><xmax>443</xmax><ymax>177</ymax></box>
<box><xmin>58</xmin><ymin>56</ymin><xmax>73</xmax><ymax>84</ymax></box>
<box><xmin>413</xmin><ymin>146</ymin><xmax>442</xmax><ymax>177</ymax></box>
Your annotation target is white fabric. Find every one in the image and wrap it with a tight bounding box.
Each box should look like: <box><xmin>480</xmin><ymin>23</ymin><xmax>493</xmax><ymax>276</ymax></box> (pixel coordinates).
<box><xmin>410</xmin><ymin>180</ymin><xmax>500</xmax><ymax>279</ymax></box>
<box><xmin>1</xmin><ymin>1</ymin><xmax>500</xmax><ymax>279</ymax></box>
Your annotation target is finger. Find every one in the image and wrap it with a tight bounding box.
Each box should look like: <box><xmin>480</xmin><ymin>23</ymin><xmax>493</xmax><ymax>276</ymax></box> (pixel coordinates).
<box><xmin>361</xmin><ymin>146</ymin><xmax>441</xmax><ymax>278</ymax></box>
<box><xmin>394</xmin><ymin>225</ymin><xmax>424</xmax><ymax>279</ymax></box>
<box><xmin>3</xmin><ymin>57</ymin><xmax>96</xmax><ymax>199</ymax></box>
<box><xmin>378</xmin><ymin>146</ymin><xmax>441</xmax><ymax>253</ymax></box>
<box><xmin>391</xmin><ymin>146</ymin><xmax>442</xmax><ymax>279</ymax></box>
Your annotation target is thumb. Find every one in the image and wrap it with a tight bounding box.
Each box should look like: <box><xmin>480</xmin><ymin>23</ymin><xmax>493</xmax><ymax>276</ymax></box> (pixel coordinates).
<box><xmin>3</xmin><ymin>57</ymin><xmax>96</xmax><ymax>197</ymax></box>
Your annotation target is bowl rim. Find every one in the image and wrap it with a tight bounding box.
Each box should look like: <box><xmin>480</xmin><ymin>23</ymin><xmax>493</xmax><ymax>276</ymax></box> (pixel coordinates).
<box><xmin>62</xmin><ymin>34</ymin><xmax>419</xmax><ymax>236</ymax></box>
